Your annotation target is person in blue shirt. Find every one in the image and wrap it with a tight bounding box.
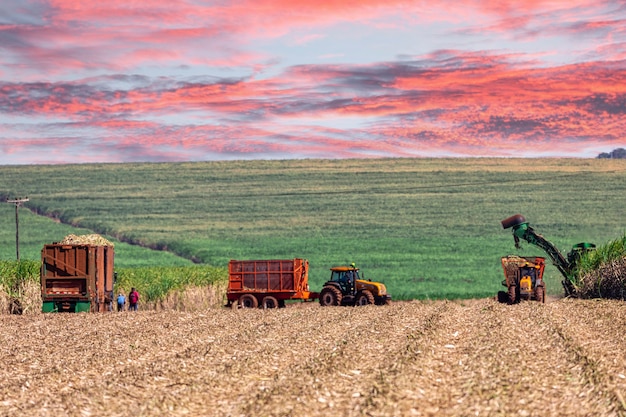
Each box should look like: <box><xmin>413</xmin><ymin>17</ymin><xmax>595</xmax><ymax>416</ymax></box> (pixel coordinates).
<box><xmin>116</xmin><ymin>292</ymin><xmax>126</xmax><ymax>312</ymax></box>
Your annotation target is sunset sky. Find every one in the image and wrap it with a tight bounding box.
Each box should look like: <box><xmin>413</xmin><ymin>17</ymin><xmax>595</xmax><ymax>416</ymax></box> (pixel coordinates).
<box><xmin>1</xmin><ymin>0</ymin><xmax>625</xmax><ymax>164</ymax></box>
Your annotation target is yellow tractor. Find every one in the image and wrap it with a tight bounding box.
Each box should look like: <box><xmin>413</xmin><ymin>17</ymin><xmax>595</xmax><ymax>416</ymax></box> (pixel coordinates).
<box><xmin>319</xmin><ymin>265</ymin><xmax>391</xmax><ymax>306</ymax></box>
<box><xmin>498</xmin><ymin>255</ymin><xmax>546</xmax><ymax>304</ymax></box>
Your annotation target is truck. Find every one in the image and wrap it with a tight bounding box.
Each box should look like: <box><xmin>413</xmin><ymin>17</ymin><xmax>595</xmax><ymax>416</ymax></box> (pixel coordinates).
<box><xmin>227</xmin><ymin>259</ymin><xmax>318</xmax><ymax>309</ymax></box>
<box><xmin>319</xmin><ymin>265</ymin><xmax>391</xmax><ymax>306</ymax></box>
<box><xmin>498</xmin><ymin>255</ymin><xmax>546</xmax><ymax>304</ymax></box>
<box><xmin>501</xmin><ymin>214</ymin><xmax>596</xmax><ymax>297</ymax></box>
<box><xmin>41</xmin><ymin>243</ymin><xmax>115</xmax><ymax>313</ymax></box>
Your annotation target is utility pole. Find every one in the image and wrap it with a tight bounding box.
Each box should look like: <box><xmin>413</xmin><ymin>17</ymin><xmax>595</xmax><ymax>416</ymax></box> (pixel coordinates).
<box><xmin>6</xmin><ymin>197</ymin><xmax>29</xmax><ymax>261</ymax></box>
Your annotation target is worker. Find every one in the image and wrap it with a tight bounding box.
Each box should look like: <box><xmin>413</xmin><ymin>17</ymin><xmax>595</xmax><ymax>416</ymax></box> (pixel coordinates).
<box><xmin>128</xmin><ymin>288</ymin><xmax>140</xmax><ymax>311</ymax></box>
<box><xmin>116</xmin><ymin>292</ymin><xmax>126</xmax><ymax>312</ymax></box>
<box><xmin>344</xmin><ymin>269</ymin><xmax>356</xmax><ymax>293</ymax></box>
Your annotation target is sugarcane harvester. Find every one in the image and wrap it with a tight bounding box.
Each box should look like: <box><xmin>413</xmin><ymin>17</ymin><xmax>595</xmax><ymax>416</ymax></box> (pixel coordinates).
<box><xmin>501</xmin><ymin>214</ymin><xmax>596</xmax><ymax>297</ymax></box>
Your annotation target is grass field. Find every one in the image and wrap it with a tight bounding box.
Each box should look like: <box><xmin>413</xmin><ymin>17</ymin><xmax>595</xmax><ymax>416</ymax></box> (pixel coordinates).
<box><xmin>1</xmin><ymin>158</ymin><xmax>626</xmax><ymax>300</ymax></box>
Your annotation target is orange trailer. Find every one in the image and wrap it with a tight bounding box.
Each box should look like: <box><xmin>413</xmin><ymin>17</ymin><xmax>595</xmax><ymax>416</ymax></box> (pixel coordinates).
<box><xmin>41</xmin><ymin>244</ymin><xmax>115</xmax><ymax>313</ymax></box>
<box><xmin>227</xmin><ymin>259</ymin><xmax>318</xmax><ymax>309</ymax></box>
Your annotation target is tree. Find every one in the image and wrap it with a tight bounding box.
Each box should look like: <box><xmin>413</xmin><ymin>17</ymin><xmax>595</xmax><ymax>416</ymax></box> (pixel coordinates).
<box><xmin>597</xmin><ymin>148</ymin><xmax>626</xmax><ymax>159</ymax></box>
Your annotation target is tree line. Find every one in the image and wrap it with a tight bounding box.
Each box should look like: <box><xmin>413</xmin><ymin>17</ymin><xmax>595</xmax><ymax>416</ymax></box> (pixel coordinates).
<box><xmin>597</xmin><ymin>148</ymin><xmax>626</xmax><ymax>159</ymax></box>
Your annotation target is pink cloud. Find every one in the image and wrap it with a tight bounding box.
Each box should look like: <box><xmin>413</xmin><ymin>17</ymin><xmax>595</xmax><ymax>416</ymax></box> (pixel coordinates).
<box><xmin>2</xmin><ymin>49</ymin><xmax>624</xmax><ymax>161</ymax></box>
<box><xmin>2</xmin><ymin>0</ymin><xmax>621</xmax><ymax>80</ymax></box>
<box><xmin>1</xmin><ymin>1</ymin><xmax>625</xmax><ymax>162</ymax></box>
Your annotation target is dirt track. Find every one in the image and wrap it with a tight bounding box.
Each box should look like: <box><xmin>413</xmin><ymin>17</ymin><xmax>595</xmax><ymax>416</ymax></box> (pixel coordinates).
<box><xmin>1</xmin><ymin>298</ymin><xmax>625</xmax><ymax>417</ymax></box>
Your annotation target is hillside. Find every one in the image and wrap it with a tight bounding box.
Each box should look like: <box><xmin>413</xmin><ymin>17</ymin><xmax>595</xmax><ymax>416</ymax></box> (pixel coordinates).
<box><xmin>1</xmin><ymin>158</ymin><xmax>626</xmax><ymax>300</ymax></box>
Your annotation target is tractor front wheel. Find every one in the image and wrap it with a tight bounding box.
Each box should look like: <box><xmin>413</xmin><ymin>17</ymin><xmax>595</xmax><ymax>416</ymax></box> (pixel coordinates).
<box><xmin>319</xmin><ymin>286</ymin><xmax>342</xmax><ymax>307</ymax></box>
<box><xmin>355</xmin><ymin>290</ymin><xmax>375</xmax><ymax>306</ymax></box>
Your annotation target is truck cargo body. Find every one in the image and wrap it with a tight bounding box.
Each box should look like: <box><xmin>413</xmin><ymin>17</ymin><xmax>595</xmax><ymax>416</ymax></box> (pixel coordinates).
<box><xmin>41</xmin><ymin>244</ymin><xmax>115</xmax><ymax>313</ymax></box>
<box><xmin>228</xmin><ymin>259</ymin><xmax>318</xmax><ymax>308</ymax></box>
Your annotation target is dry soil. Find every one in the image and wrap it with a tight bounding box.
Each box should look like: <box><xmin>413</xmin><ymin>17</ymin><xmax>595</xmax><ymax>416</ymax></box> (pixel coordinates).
<box><xmin>0</xmin><ymin>298</ymin><xmax>625</xmax><ymax>417</ymax></box>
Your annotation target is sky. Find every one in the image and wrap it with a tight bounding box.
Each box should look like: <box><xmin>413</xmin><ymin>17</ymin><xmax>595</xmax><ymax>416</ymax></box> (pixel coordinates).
<box><xmin>1</xmin><ymin>0</ymin><xmax>625</xmax><ymax>164</ymax></box>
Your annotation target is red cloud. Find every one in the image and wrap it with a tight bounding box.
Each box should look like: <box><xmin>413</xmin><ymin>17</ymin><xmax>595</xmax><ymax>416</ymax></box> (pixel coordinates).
<box><xmin>1</xmin><ymin>1</ymin><xmax>625</xmax><ymax>162</ymax></box>
<box><xmin>2</xmin><ymin>0</ymin><xmax>621</xmax><ymax>79</ymax></box>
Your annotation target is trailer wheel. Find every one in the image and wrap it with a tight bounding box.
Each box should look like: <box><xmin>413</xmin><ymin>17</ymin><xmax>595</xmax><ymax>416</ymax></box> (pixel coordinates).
<box><xmin>261</xmin><ymin>296</ymin><xmax>279</xmax><ymax>309</ymax></box>
<box><xmin>319</xmin><ymin>286</ymin><xmax>342</xmax><ymax>307</ymax></box>
<box><xmin>239</xmin><ymin>294</ymin><xmax>258</xmax><ymax>309</ymax></box>
<box><xmin>535</xmin><ymin>285</ymin><xmax>545</xmax><ymax>303</ymax></box>
<box><xmin>508</xmin><ymin>285</ymin><xmax>518</xmax><ymax>304</ymax></box>
<box><xmin>355</xmin><ymin>290</ymin><xmax>374</xmax><ymax>306</ymax></box>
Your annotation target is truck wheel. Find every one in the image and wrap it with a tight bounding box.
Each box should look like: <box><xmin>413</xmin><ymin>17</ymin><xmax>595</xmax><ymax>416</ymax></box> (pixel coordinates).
<box><xmin>319</xmin><ymin>287</ymin><xmax>342</xmax><ymax>307</ymax></box>
<box><xmin>261</xmin><ymin>296</ymin><xmax>279</xmax><ymax>309</ymax></box>
<box><xmin>239</xmin><ymin>294</ymin><xmax>258</xmax><ymax>309</ymax></box>
<box><xmin>535</xmin><ymin>285</ymin><xmax>545</xmax><ymax>303</ymax></box>
<box><xmin>508</xmin><ymin>285</ymin><xmax>518</xmax><ymax>304</ymax></box>
<box><xmin>356</xmin><ymin>290</ymin><xmax>374</xmax><ymax>306</ymax></box>
<box><xmin>501</xmin><ymin>214</ymin><xmax>526</xmax><ymax>229</ymax></box>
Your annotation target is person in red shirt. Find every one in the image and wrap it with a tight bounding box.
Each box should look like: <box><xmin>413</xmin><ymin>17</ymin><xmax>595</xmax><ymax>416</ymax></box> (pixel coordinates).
<box><xmin>128</xmin><ymin>288</ymin><xmax>140</xmax><ymax>311</ymax></box>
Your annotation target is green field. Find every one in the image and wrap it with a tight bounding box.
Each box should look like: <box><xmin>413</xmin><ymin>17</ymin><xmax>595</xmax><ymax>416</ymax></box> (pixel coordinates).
<box><xmin>1</xmin><ymin>158</ymin><xmax>625</xmax><ymax>300</ymax></box>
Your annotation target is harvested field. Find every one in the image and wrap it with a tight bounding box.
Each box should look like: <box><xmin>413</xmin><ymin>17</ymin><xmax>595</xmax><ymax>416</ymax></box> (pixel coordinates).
<box><xmin>1</xmin><ymin>299</ymin><xmax>625</xmax><ymax>417</ymax></box>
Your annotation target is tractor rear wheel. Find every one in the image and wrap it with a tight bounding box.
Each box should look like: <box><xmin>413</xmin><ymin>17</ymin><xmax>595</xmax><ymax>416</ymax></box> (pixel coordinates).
<box><xmin>261</xmin><ymin>296</ymin><xmax>279</xmax><ymax>309</ymax></box>
<box><xmin>319</xmin><ymin>286</ymin><xmax>342</xmax><ymax>307</ymax></box>
<box><xmin>239</xmin><ymin>294</ymin><xmax>258</xmax><ymax>309</ymax></box>
<box><xmin>535</xmin><ymin>285</ymin><xmax>545</xmax><ymax>303</ymax></box>
<box><xmin>356</xmin><ymin>290</ymin><xmax>375</xmax><ymax>306</ymax></box>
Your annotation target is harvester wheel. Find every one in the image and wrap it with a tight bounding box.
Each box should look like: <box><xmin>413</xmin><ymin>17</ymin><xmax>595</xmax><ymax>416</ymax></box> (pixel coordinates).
<box><xmin>355</xmin><ymin>290</ymin><xmax>375</xmax><ymax>306</ymax></box>
<box><xmin>508</xmin><ymin>285</ymin><xmax>518</xmax><ymax>304</ymax></box>
<box><xmin>535</xmin><ymin>285</ymin><xmax>545</xmax><ymax>303</ymax></box>
<box><xmin>261</xmin><ymin>296</ymin><xmax>279</xmax><ymax>309</ymax></box>
<box><xmin>239</xmin><ymin>294</ymin><xmax>258</xmax><ymax>309</ymax></box>
<box><xmin>319</xmin><ymin>286</ymin><xmax>342</xmax><ymax>307</ymax></box>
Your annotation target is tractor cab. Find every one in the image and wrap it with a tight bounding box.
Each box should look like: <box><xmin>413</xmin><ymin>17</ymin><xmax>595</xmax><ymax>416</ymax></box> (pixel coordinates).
<box><xmin>519</xmin><ymin>263</ymin><xmax>539</xmax><ymax>295</ymax></box>
<box><xmin>329</xmin><ymin>266</ymin><xmax>358</xmax><ymax>295</ymax></box>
